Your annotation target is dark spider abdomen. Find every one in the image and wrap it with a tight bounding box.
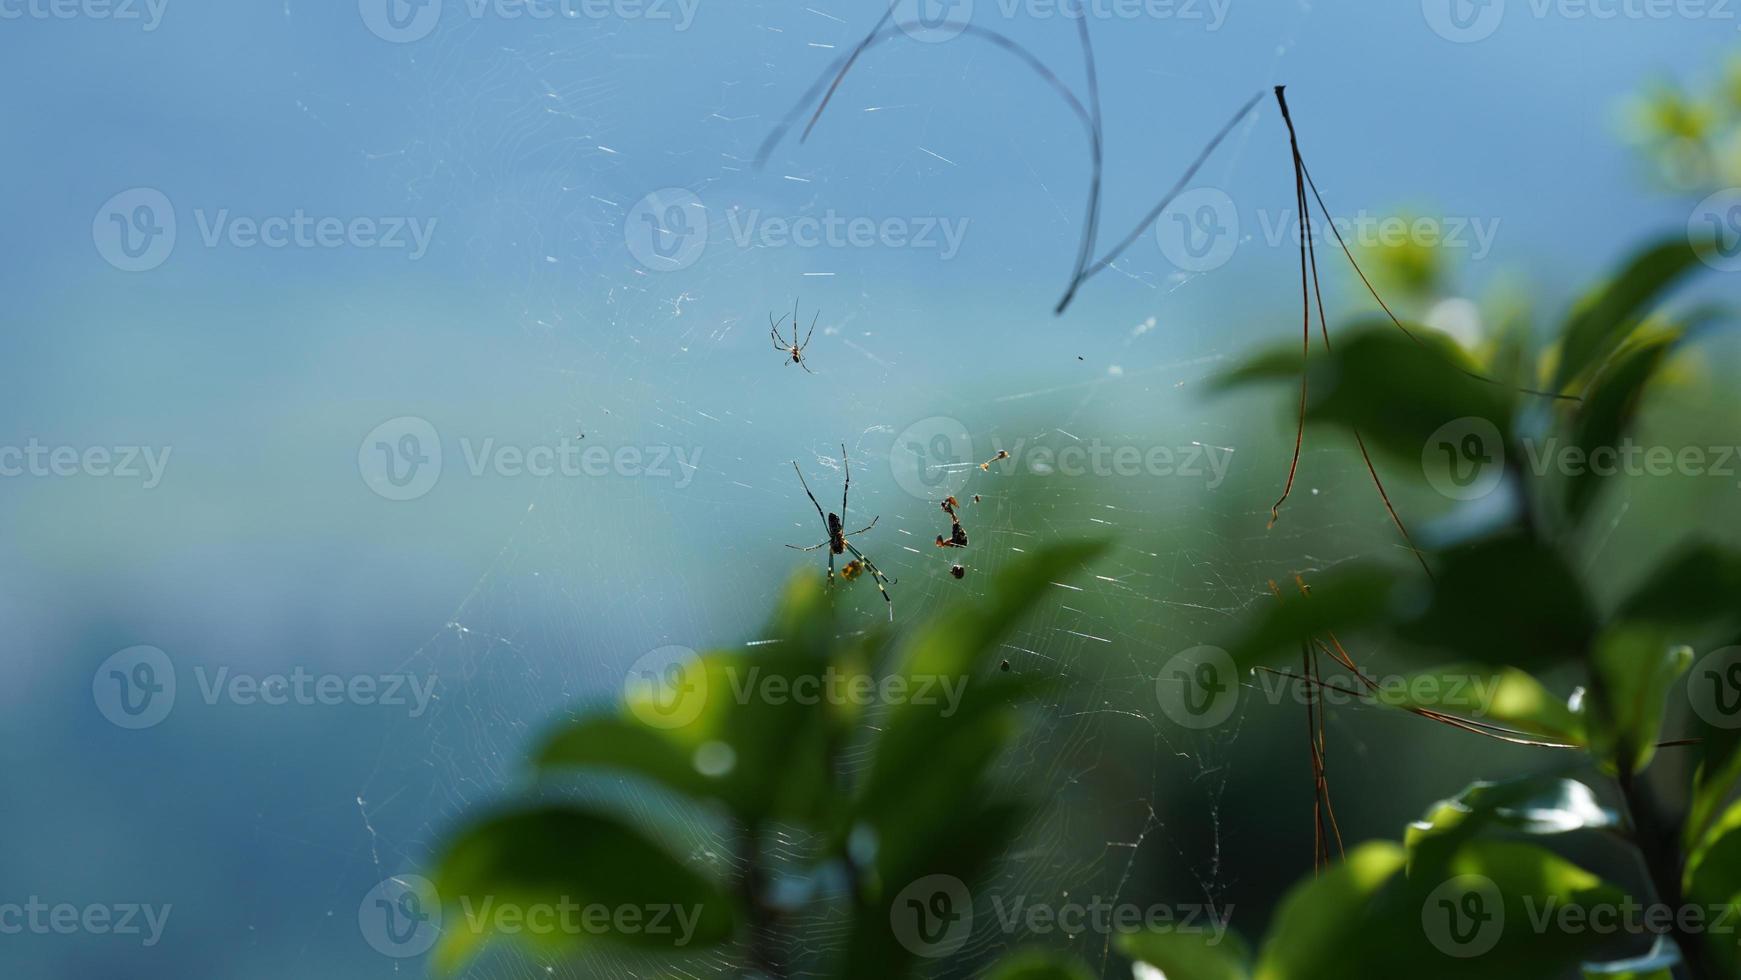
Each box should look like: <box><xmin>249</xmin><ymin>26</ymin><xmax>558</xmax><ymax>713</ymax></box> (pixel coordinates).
<box><xmin>827</xmin><ymin>513</ymin><xmax>845</xmax><ymax>552</ymax></box>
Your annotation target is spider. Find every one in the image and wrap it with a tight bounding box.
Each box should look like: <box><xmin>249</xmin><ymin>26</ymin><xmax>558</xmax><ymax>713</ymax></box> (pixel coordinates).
<box><xmin>769</xmin><ymin>299</ymin><xmax>818</xmax><ymax>374</ymax></box>
<box><xmin>787</xmin><ymin>444</ymin><xmax>893</xmax><ymax>619</ymax></box>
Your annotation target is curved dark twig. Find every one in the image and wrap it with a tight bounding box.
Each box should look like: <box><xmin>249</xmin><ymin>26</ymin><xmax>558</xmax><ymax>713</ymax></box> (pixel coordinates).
<box><xmin>756</xmin><ymin>19</ymin><xmax>1094</xmax><ymax>169</ymax></box>
<box><xmin>755</xmin><ymin>11</ymin><xmax>1263</xmax><ymax>317</ymax></box>
<box><xmin>1056</xmin><ymin>89</ymin><xmax>1266</xmax><ymax>313</ymax></box>
<box><xmin>1063</xmin><ymin>5</ymin><xmax>1105</xmax><ymax>315</ymax></box>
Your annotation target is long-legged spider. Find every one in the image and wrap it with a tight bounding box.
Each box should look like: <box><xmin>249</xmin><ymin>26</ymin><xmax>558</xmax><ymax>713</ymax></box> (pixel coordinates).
<box><xmin>770</xmin><ymin>299</ymin><xmax>818</xmax><ymax>374</ymax></box>
<box><xmin>786</xmin><ymin>444</ymin><xmax>893</xmax><ymax>619</ymax></box>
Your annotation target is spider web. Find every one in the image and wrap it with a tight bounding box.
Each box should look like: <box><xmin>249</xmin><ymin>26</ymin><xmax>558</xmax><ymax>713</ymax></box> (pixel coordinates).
<box><xmin>331</xmin><ymin>4</ymin><xmax>1425</xmax><ymax>978</ymax></box>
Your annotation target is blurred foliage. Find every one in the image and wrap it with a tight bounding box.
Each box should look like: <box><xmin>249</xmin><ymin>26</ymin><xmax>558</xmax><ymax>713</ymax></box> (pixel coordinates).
<box><xmin>1214</xmin><ymin>234</ymin><xmax>1738</xmax><ymax>978</ymax></box>
<box><xmin>1621</xmin><ymin>51</ymin><xmax>1741</xmax><ymax>192</ymax></box>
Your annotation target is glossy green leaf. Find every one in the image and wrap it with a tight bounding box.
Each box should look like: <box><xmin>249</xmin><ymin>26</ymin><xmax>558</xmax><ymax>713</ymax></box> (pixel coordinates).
<box><xmin>1587</xmin><ymin>625</ymin><xmax>1693</xmax><ymax>773</ymax></box>
<box><xmin>1406</xmin><ymin>777</ymin><xmax>1616</xmax><ymax>877</ymax></box>
<box><xmin>1553</xmin><ymin>237</ymin><xmax>1707</xmax><ymax>390</ymax></box>
<box><xmin>430</xmin><ymin>805</ymin><xmax>736</xmax><ymax>972</ymax></box>
<box><xmin>984</xmin><ymin>949</ymin><xmax>1097</xmax><ymax>980</ymax></box>
<box><xmin>1120</xmin><ymin>925</ymin><xmax>1251</xmax><ymax>980</ymax></box>
<box><xmin>1256</xmin><ymin>835</ymin><xmax>1631</xmax><ymax>980</ymax></box>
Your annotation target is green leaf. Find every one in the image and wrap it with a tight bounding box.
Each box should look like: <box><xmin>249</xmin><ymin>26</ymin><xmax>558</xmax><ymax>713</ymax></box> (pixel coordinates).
<box><xmin>1210</xmin><ymin>342</ymin><xmax>1313</xmax><ymax>389</ymax></box>
<box><xmin>1299</xmin><ymin>324</ymin><xmax>1515</xmax><ymax>464</ymax></box>
<box><xmin>1553</xmin><ymin>237</ymin><xmax>1707</xmax><ymax>390</ymax></box>
<box><xmin>840</xmin><ymin>798</ymin><xmax>1027</xmax><ymax>980</ymax></box>
<box><xmin>1406</xmin><ymin>777</ymin><xmax>1616</xmax><ymax>877</ymax></box>
<box><xmin>853</xmin><ymin>539</ymin><xmax>1110</xmax><ymax>843</ymax></box>
<box><xmin>535</xmin><ymin>715</ymin><xmax>722</xmax><ymax>802</ymax></box>
<box><xmin>1408</xmin><ymin>840</ymin><xmax>1632</xmax><ymax>978</ymax></box>
<box><xmin>1223</xmin><ymin>537</ymin><xmax>1592</xmax><ymax>674</ymax></box>
<box><xmin>984</xmin><ymin>949</ymin><xmax>1097</xmax><ymax>980</ymax></box>
<box><xmin>1617</xmin><ymin>541</ymin><xmax>1741</xmax><ymax>634</ymax></box>
<box><xmin>536</xmin><ymin>573</ymin><xmax>870</xmax><ymax>827</ymax></box>
<box><xmin>1120</xmin><ymin>925</ymin><xmax>1251</xmax><ymax>980</ymax></box>
<box><xmin>1687</xmin><ymin>720</ymin><xmax>1741</xmax><ymax>853</ymax></box>
<box><xmin>1219</xmin><ymin>564</ymin><xmax>1403</xmax><ymax>673</ymax></box>
<box><xmin>1256</xmin><ymin>838</ymin><xmax>1632</xmax><ymax>979</ymax></box>
<box><xmin>542</xmin><ymin>645</ymin><xmax>840</xmax><ymax>826</ymax></box>
<box><xmin>430</xmin><ymin>805</ymin><xmax>736</xmax><ymax>972</ymax></box>
<box><xmin>839</xmin><ymin>540</ymin><xmax>1110</xmax><ymax>980</ymax></box>
<box><xmin>1394</xmin><ymin>533</ymin><xmax>1597</xmax><ymax>670</ymax></box>
<box><xmin>1253</xmin><ymin>842</ymin><xmax>1407</xmax><ymax>980</ymax></box>
<box><xmin>1682</xmin><ymin>800</ymin><xmax>1741</xmax><ymax>976</ymax></box>
<box><xmin>1587</xmin><ymin>625</ymin><xmax>1693</xmax><ymax>773</ymax></box>
<box><xmin>1383</xmin><ymin>665</ymin><xmax>1583</xmax><ymax>745</ymax></box>
<box><xmin>1214</xmin><ymin>323</ymin><xmax>1514</xmax><ymax>465</ymax></box>
<box><xmin>1563</xmin><ymin>330</ymin><xmax>1681</xmax><ymax>523</ymax></box>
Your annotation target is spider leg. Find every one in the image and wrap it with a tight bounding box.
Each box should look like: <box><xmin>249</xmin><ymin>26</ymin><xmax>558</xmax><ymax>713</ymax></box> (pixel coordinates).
<box><xmin>799</xmin><ymin>359</ymin><xmax>815</xmax><ymax>375</ymax></box>
<box><xmin>770</xmin><ymin>312</ymin><xmax>791</xmax><ymax>350</ymax></box>
<box><xmin>827</xmin><ymin>549</ymin><xmax>836</xmax><ymax>587</ymax></box>
<box><xmin>786</xmin><ymin>541</ymin><xmax>829</xmax><ymax>552</ymax></box>
<box><xmin>800</xmin><ymin>309</ymin><xmax>818</xmax><ymax>351</ymax></box>
<box><xmin>839</xmin><ymin>443</ymin><xmax>850</xmax><ymax>526</ymax></box>
<box><xmin>845</xmin><ymin>515</ymin><xmax>878</xmax><ymax>536</ymax></box>
<box><xmin>843</xmin><ymin>542</ymin><xmax>894</xmax><ymax>620</ymax></box>
<box><xmin>792</xmin><ymin>460</ymin><xmax>829</xmax><ymax>525</ymax></box>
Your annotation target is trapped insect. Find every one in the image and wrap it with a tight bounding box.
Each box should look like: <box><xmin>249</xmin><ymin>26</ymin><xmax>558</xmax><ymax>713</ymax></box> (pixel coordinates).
<box><xmin>936</xmin><ymin>496</ymin><xmax>969</xmax><ymax>549</ymax></box>
<box><xmin>769</xmin><ymin>299</ymin><xmax>819</xmax><ymax>374</ymax></box>
<box><xmin>787</xmin><ymin>444</ymin><xmax>894</xmax><ymax>619</ymax></box>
